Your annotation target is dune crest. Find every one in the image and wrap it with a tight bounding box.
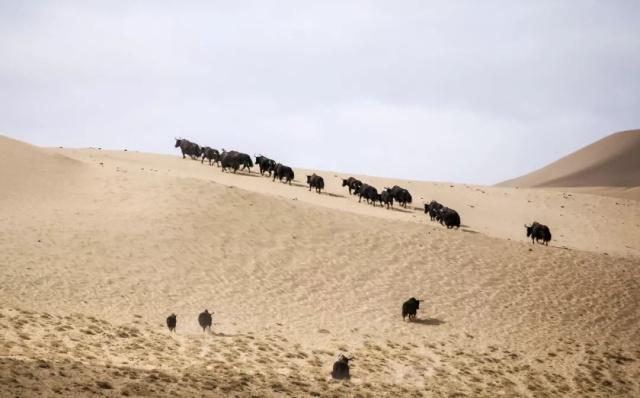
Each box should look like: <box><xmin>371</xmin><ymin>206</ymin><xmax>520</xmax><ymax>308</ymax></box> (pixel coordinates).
<box><xmin>499</xmin><ymin>130</ymin><xmax>640</xmax><ymax>199</ymax></box>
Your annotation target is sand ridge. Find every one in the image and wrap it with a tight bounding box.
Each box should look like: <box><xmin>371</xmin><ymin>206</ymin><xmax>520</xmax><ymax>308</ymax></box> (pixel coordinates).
<box><xmin>499</xmin><ymin>129</ymin><xmax>640</xmax><ymax>199</ymax></box>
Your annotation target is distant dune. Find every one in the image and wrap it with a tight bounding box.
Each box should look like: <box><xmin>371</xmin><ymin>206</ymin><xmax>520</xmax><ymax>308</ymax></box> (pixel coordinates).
<box><xmin>1</xmin><ymin>134</ymin><xmax>639</xmax><ymax>397</ymax></box>
<box><xmin>499</xmin><ymin>129</ymin><xmax>640</xmax><ymax>199</ymax></box>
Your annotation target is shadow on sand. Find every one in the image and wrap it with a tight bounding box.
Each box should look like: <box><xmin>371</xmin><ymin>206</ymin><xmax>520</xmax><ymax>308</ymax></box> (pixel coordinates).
<box><xmin>411</xmin><ymin>318</ymin><xmax>445</xmax><ymax>326</ymax></box>
<box><xmin>390</xmin><ymin>207</ymin><xmax>414</xmax><ymax>214</ymax></box>
<box><xmin>211</xmin><ymin>332</ymin><xmax>243</xmax><ymax>338</ymax></box>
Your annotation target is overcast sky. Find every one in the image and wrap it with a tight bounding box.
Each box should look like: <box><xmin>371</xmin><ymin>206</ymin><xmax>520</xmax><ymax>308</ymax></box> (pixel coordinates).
<box><xmin>1</xmin><ymin>1</ymin><xmax>638</xmax><ymax>184</ymax></box>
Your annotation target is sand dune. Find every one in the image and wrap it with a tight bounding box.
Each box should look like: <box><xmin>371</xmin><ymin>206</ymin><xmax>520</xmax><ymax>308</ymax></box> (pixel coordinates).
<box><xmin>499</xmin><ymin>130</ymin><xmax>640</xmax><ymax>199</ymax></box>
<box><xmin>1</xmin><ymin>135</ymin><xmax>639</xmax><ymax>397</ymax></box>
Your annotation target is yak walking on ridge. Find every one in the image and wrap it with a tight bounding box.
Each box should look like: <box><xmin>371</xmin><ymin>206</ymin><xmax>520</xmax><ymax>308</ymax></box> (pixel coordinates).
<box><xmin>307</xmin><ymin>174</ymin><xmax>325</xmax><ymax>193</ymax></box>
<box><xmin>342</xmin><ymin>177</ymin><xmax>363</xmax><ymax>195</ymax></box>
<box><xmin>201</xmin><ymin>147</ymin><xmax>221</xmax><ymax>166</ymax></box>
<box><xmin>273</xmin><ymin>163</ymin><xmax>295</xmax><ymax>184</ymax></box>
<box><xmin>525</xmin><ymin>222</ymin><xmax>552</xmax><ymax>245</ymax></box>
<box><xmin>174</xmin><ymin>138</ymin><xmax>201</xmax><ymax>160</ymax></box>
<box><xmin>255</xmin><ymin>155</ymin><xmax>277</xmax><ymax>176</ymax></box>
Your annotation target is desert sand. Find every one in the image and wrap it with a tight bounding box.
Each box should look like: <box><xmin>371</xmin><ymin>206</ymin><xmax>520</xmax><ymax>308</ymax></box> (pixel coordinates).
<box><xmin>1</xmin><ymin>134</ymin><xmax>639</xmax><ymax>397</ymax></box>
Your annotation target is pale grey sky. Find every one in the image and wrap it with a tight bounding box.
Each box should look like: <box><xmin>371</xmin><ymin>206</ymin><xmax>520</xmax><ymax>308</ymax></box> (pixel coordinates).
<box><xmin>1</xmin><ymin>1</ymin><xmax>638</xmax><ymax>184</ymax></box>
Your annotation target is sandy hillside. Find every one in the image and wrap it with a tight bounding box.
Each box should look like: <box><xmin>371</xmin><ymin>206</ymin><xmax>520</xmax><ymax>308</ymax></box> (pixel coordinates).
<box><xmin>1</xmin><ymin>135</ymin><xmax>639</xmax><ymax>397</ymax></box>
<box><xmin>499</xmin><ymin>130</ymin><xmax>640</xmax><ymax>200</ymax></box>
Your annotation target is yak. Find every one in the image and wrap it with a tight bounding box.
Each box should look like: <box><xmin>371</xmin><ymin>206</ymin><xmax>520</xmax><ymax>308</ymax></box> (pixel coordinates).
<box><xmin>385</xmin><ymin>186</ymin><xmax>413</xmax><ymax>208</ymax></box>
<box><xmin>306</xmin><ymin>173</ymin><xmax>324</xmax><ymax>193</ymax></box>
<box><xmin>255</xmin><ymin>155</ymin><xmax>276</xmax><ymax>176</ymax></box>
<box><xmin>438</xmin><ymin>207</ymin><xmax>461</xmax><ymax>229</ymax></box>
<box><xmin>220</xmin><ymin>150</ymin><xmax>253</xmax><ymax>173</ymax></box>
<box><xmin>198</xmin><ymin>309</ymin><xmax>213</xmax><ymax>333</ymax></box>
<box><xmin>273</xmin><ymin>163</ymin><xmax>295</xmax><ymax>184</ymax></box>
<box><xmin>356</xmin><ymin>184</ymin><xmax>379</xmax><ymax>206</ymax></box>
<box><xmin>402</xmin><ymin>297</ymin><xmax>423</xmax><ymax>321</ymax></box>
<box><xmin>166</xmin><ymin>314</ymin><xmax>177</xmax><ymax>333</ymax></box>
<box><xmin>424</xmin><ymin>201</ymin><xmax>444</xmax><ymax>221</ymax></box>
<box><xmin>201</xmin><ymin>147</ymin><xmax>221</xmax><ymax>166</ymax></box>
<box><xmin>331</xmin><ymin>355</ymin><xmax>354</xmax><ymax>380</ymax></box>
<box><xmin>380</xmin><ymin>190</ymin><xmax>394</xmax><ymax>209</ymax></box>
<box><xmin>525</xmin><ymin>222</ymin><xmax>552</xmax><ymax>245</ymax></box>
<box><xmin>341</xmin><ymin>177</ymin><xmax>363</xmax><ymax>195</ymax></box>
<box><xmin>174</xmin><ymin>138</ymin><xmax>201</xmax><ymax>159</ymax></box>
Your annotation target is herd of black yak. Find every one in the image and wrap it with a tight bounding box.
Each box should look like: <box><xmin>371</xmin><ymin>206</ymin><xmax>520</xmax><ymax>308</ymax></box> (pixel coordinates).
<box><xmin>170</xmin><ymin>138</ymin><xmax>554</xmax><ymax>381</ymax></box>
<box><xmin>174</xmin><ymin>138</ymin><xmax>552</xmax><ymax>242</ymax></box>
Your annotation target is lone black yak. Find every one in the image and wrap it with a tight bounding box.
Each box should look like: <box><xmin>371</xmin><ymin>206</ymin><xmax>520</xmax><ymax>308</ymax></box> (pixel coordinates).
<box><xmin>331</xmin><ymin>355</ymin><xmax>354</xmax><ymax>380</ymax></box>
<box><xmin>166</xmin><ymin>314</ymin><xmax>177</xmax><ymax>333</ymax></box>
<box><xmin>525</xmin><ymin>222</ymin><xmax>552</xmax><ymax>245</ymax></box>
<box><xmin>402</xmin><ymin>297</ymin><xmax>423</xmax><ymax>321</ymax></box>
<box><xmin>198</xmin><ymin>309</ymin><xmax>213</xmax><ymax>332</ymax></box>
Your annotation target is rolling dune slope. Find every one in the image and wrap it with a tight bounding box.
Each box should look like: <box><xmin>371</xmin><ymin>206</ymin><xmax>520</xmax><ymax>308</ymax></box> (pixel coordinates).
<box><xmin>499</xmin><ymin>130</ymin><xmax>640</xmax><ymax>199</ymax></box>
<box><xmin>1</xmin><ymin>135</ymin><xmax>639</xmax><ymax>397</ymax></box>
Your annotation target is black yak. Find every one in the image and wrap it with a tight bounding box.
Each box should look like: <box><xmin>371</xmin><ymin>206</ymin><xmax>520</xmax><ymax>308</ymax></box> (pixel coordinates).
<box><xmin>439</xmin><ymin>207</ymin><xmax>461</xmax><ymax>229</ymax></box>
<box><xmin>174</xmin><ymin>138</ymin><xmax>201</xmax><ymax>159</ymax></box>
<box><xmin>273</xmin><ymin>163</ymin><xmax>295</xmax><ymax>184</ymax></box>
<box><xmin>198</xmin><ymin>309</ymin><xmax>213</xmax><ymax>332</ymax></box>
<box><xmin>331</xmin><ymin>355</ymin><xmax>354</xmax><ymax>380</ymax></box>
<box><xmin>306</xmin><ymin>173</ymin><xmax>325</xmax><ymax>193</ymax></box>
<box><xmin>220</xmin><ymin>150</ymin><xmax>253</xmax><ymax>173</ymax></box>
<box><xmin>166</xmin><ymin>314</ymin><xmax>177</xmax><ymax>333</ymax></box>
<box><xmin>525</xmin><ymin>222</ymin><xmax>552</xmax><ymax>245</ymax></box>
<box><xmin>424</xmin><ymin>201</ymin><xmax>444</xmax><ymax>221</ymax></box>
<box><xmin>380</xmin><ymin>190</ymin><xmax>394</xmax><ymax>209</ymax></box>
<box><xmin>385</xmin><ymin>186</ymin><xmax>412</xmax><ymax>208</ymax></box>
<box><xmin>402</xmin><ymin>297</ymin><xmax>423</xmax><ymax>321</ymax></box>
<box><xmin>255</xmin><ymin>155</ymin><xmax>276</xmax><ymax>176</ymax></box>
<box><xmin>201</xmin><ymin>147</ymin><xmax>221</xmax><ymax>166</ymax></box>
<box><xmin>341</xmin><ymin>177</ymin><xmax>363</xmax><ymax>195</ymax></box>
<box><xmin>356</xmin><ymin>184</ymin><xmax>379</xmax><ymax>206</ymax></box>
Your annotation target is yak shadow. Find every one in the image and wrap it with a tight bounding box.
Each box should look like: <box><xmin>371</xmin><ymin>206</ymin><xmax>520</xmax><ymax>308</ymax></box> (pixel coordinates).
<box><xmin>290</xmin><ymin>182</ymin><xmax>308</xmax><ymax>188</ymax></box>
<box><xmin>390</xmin><ymin>207</ymin><xmax>414</xmax><ymax>214</ymax></box>
<box><xmin>211</xmin><ymin>331</ymin><xmax>243</xmax><ymax>338</ymax></box>
<box><xmin>221</xmin><ymin>170</ymin><xmax>262</xmax><ymax>178</ymax></box>
<box><xmin>325</xmin><ymin>192</ymin><xmax>346</xmax><ymax>198</ymax></box>
<box><xmin>411</xmin><ymin>318</ymin><xmax>445</xmax><ymax>326</ymax></box>
<box><xmin>238</xmin><ymin>171</ymin><xmax>262</xmax><ymax>178</ymax></box>
<box><xmin>461</xmin><ymin>228</ymin><xmax>479</xmax><ymax>234</ymax></box>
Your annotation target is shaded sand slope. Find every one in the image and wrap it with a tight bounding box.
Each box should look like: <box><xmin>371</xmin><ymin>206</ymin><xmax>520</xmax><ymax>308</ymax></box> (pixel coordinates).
<box><xmin>1</xmin><ymin>136</ymin><xmax>639</xmax><ymax>396</ymax></box>
<box><xmin>0</xmin><ymin>136</ymin><xmax>86</xmax><ymax>204</ymax></box>
<box><xmin>499</xmin><ymin>130</ymin><xmax>640</xmax><ymax>199</ymax></box>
